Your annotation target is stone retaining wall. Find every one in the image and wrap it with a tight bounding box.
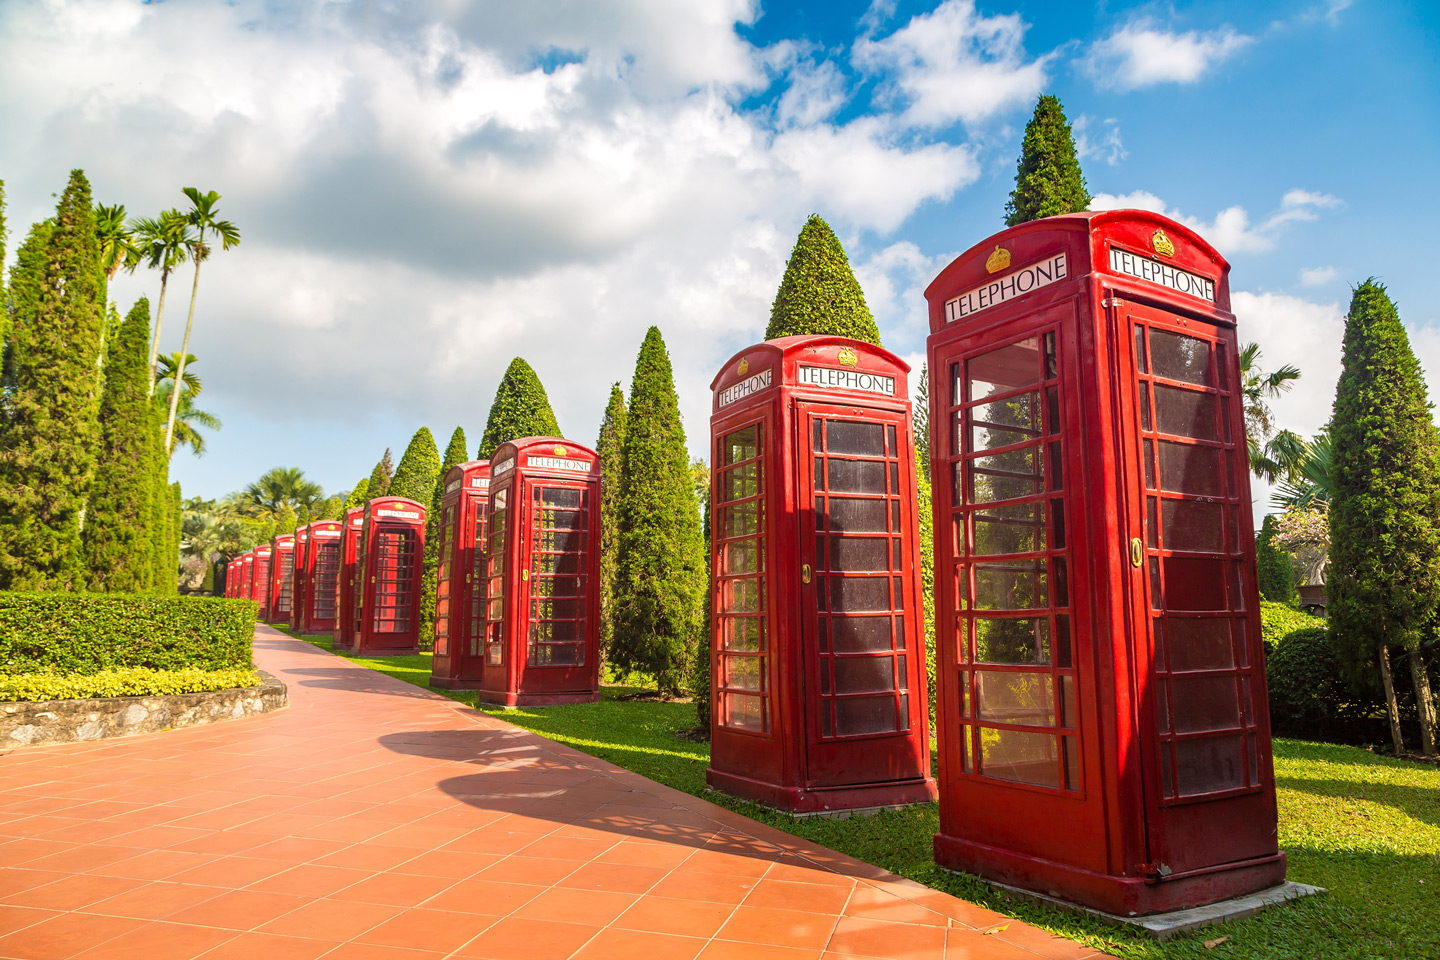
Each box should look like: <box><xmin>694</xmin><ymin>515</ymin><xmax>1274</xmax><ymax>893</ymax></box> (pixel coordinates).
<box><xmin>1</xmin><ymin>672</ymin><xmax>287</xmax><ymax>750</ymax></box>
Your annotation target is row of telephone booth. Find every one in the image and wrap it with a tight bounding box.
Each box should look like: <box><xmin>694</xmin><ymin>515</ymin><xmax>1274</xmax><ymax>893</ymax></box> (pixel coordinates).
<box><xmin>222</xmin><ymin>210</ymin><xmax>1282</xmax><ymax>918</ymax></box>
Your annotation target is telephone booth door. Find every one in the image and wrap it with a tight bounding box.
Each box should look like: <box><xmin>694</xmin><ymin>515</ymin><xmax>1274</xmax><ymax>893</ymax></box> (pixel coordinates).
<box><xmin>252</xmin><ymin>548</ymin><xmax>272</xmax><ymax>618</ymax></box>
<box><xmin>240</xmin><ymin>554</ymin><xmax>253</xmax><ymax>601</ymax></box>
<box><xmin>796</xmin><ymin>402</ymin><xmax>925</xmax><ymax>788</ymax></box>
<box><xmin>335</xmin><ymin>509</ymin><xmax>364</xmax><ymax>649</ymax></box>
<box><xmin>304</xmin><ymin>522</ymin><xmax>343</xmax><ymax>634</ymax></box>
<box><xmin>290</xmin><ymin>529</ymin><xmax>309</xmax><ymax>631</ymax></box>
<box><xmin>355</xmin><ymin>498</ymin><xmax>425</xmax><ymax>655</ymax></box>
<box><xmin>431</xmin><ymin>463</ymin><xmax>492</xmax><ymax>690</ymax></box>
<box><xmin>270</xmin><ymin>536</ymin><xmax>295</xmax><ymax>624</ymax></box>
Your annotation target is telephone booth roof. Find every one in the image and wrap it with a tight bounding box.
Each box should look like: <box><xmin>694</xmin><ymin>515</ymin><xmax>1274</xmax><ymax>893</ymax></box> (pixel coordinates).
<box><xmin>710</xmin><ymin>336</ymin><xmax>910</xmax><ymax>414</ymax></box>
<box><xmin>273</xmin><ymin>533</ymin><xmax>295</xmax><ymax>546</ymax></box>
<box><xmin>925</xmin><ymin>210</ymin><xmax>1232</xmax><ymax>337</ymax></box>
<box><xmin>344</xmin><ymin>507</ymin><xmax>364</xmax><ymax>526</ymax></box>
<box><xmin>443</xmin><ymin>460</ymin><xmax>492</xmax><ymax>494</ymax></box>
<box><xmin>255</xmin><ymin>545</ymin><xmax>272</xmax><ymax>556</ymax></box>
<box><xmin>366</xmin><ymin>496</ymin><xmax>425</xmax><ymax>520</ymax></box>
<box><xmin>306</xmin><ymin>519</ymin><xmax>342</xmax><ymax>533</ymax></box>
<box><xmin>490</xmin><ymin>437</ymin><xmax>599</xmax><ymax>479</ymax></box>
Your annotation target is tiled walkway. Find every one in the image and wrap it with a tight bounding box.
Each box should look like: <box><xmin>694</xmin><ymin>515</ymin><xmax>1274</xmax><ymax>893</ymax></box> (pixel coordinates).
<box><xmin>0</xmin><ymin>626</ymin><xmax>1110</xmax><ymax>960</ymax></box>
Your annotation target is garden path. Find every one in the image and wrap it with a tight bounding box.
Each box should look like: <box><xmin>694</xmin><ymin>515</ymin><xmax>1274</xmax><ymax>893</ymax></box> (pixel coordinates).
<box><xmin>0</xmin><ymin>626</ymin><xmax>1111</xmax><ymax>960</ymax></box>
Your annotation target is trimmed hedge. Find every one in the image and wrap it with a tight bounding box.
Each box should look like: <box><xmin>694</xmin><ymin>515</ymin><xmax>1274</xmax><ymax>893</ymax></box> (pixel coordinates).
<box><xmin>1</xmin><ymin>666</ymin><xmax>261</xmax><ymax>702</ymax></box>
<box><xmin>0</xmin><ymin>593</ymin><xmax>255</xmax><ymax>675</ymax></box>
<box><xmin>1259</xmin><ymin>600</ymin><xmax>1323</xmax><ymax>649</ymax></box>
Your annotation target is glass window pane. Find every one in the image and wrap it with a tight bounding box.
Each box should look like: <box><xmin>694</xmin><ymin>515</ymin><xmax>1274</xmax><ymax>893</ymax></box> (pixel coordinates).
<box><xmin>1162</xmin><ymin>500</ymin><xmax>1225</xmax><ymax>553</ymax></box>
<box><xmin>828</xmin><ymin>459</ymin><xmax>887</xmax><ymax>493</ymax></box>
<box><xmin>723</xmin><ymin>693</ymin><xmax>766</xmax><ymax>732</ymax></box>
<box><xmin>976</xmin><ymin>672</ymin><xmax>1055</xmax><ymax>726</ymax></box>
<box><xmin>979</xmin><ymin>728</ymin><xmax>1059</xmax><ymax>787</ymax></box>
<box><xmin>973</xmin><ymin>617</ymin><xmax>1050</xmax><ymax>664</ymax></box>
<box><xmin>1166</xmin><ymin>618</ymin><xmax>1234</xmax><ymax>671</ymax></box>
<box><xmin>835</xmin><ymin>695</ymin><xmax>899</xmax><ymax>736</ymax></box>
<box><xmin>972</xmin><ymin>501</ymin><xmax>1045</xmax><ymax>556</ymax></box>
<box><xmin>832</xmin><ymin>616</ymin><xmax>894</xmax><ymax>653</ymax></box>
<box><xmin>827</xmin><ymin>420</ymin><xmax>885</xmax><ymax>456</ymax></box>
<box><xmin>1159</xmin><ymin>442</ymin><xmax>1223</xmax><ymax>496</ymax></box>
<box><xmin>974</xmin><ymin>561</ymin><xmax>1048</xmax><ymax>609</ymax></box>
<box><xmin>722</xmin><ymin>501</ymin><xmax>760</xmax><ymax>538</ymax></box>
<box><xmin>1162</xmin><ymin>557</ymin><xmax>1226</xmax><ymax>610</ymax></box>
<box><xmin>722</xmin><ymin>578</ymin><xmax>760</xmax><ymax>614</ymax></box>
<box><xmin>722</xmin><ymin>616</ymin><xmax>763</xmax><ymax>651</ymax></box>
<box><xmin>1174</xmin><ymin>735</ymin><xmax>1244</xmax><ymax>795</ymax></box>
<box><xmin>968</xmin><ymin>338</ymin><xmax>1041</xmax><ymax>400</ymax></box>
<box><xmin>970</xmin><ymin>447</ymin><xmax>1043</xmax><ymax>503</ymax></box>
<box><xmin>1154</xmin><ymin>385</ymin><xmax>1218</xmax><ymax>440</ymax></box>
<box><xmin>1133</xmin><ymin>325</ymin><xmax>1148</xmax><ymax>373</ymax></box>
<box><xmin>723</xmin><ymin>655</ymin><xmax>763</xmax><ymax>692</ymax></box>
<box><xmin>830</xmin><ymin>537</ymin><xmax>890</xmax><ymax>571</ymax></box>
<box><xmin>725</xmin><ymin>425</ymin><xmax>759</xmax><ymax>465</ymax></box>
<box><xmin>722</xmin><ymin>463</ymin><xmax>760</xmax><ymax>502</ymax></box>
<box><xmin>828</xmin><ymin>497</ymin><xmax>888</xmax><ymax>532</ymax></box>
<box><xmin>970</xmin><ymin>394</ymin><xmax>1039</xmax><ymax>450</ymax></box>
<box><xmin>834</xmin><ymin>656</ymin><xmax>897</xmax><ymax>694</ymax></box>
<box><xmin>724</xmin><ymin>539</ymin><xmax>760</xmax><ymax>575</ymax></box>
<box><xmin>828</xmin><ymin>577</ymin><xmax>892</xmax><ymax>612</ymax></box>
<box><xmin>1149</xmin><ymin>330</ymin><xmax>1212</xmax><ymax>386</ymax></box>
<box><xmin>1172</xmin><ymin>677</ymin><xmax>1241</xmax><ymax>733</ymax></box>
<box><xmin>541</xmin><ymin>488</ymin><xmax>582</xmax><ymax>509</ymax></box>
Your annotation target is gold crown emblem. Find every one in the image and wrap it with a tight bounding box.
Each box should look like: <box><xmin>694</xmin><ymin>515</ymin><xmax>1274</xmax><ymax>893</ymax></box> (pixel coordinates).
<box><xmin>738</xmin><ymin>357</ymin><xmax>750</xmax><ymax>376</ymax></box>
<box><xmin>837</xmin><ymin>347</ymin><xmax>859</xmax><ymax>367</ymax></box>
<box><xmin>553</xmin><ymin>444</ymin><xmax>567</xmax><ymax>457</ymax></box>
<box><xmin>1151</xmin><ymin>230</ymin><xmax>1175</xmax><ymax>257</ymax></box>
<box><xmin>985</xmin><ymin>246</ymin><xmax>1012</xmax><ymax>274</ymax></box>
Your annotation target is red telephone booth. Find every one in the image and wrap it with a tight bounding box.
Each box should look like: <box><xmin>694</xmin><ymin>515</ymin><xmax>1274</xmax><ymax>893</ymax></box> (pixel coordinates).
<box><xmin>478</xmin><ymin>438</ymin><xmax>600</xmax><ymax>706</ymax></box>
<box><xmin>268</xmin><ymin>533</ymin><xmax>296</xmax><ymax>625</ymax></box>
<box><xmin>297</xmin><ymin>520</ymin><xmax>343</xmax><ymax>634</ymax></box>
<box><xmin>924</xmin><ymin>211</ymin><xmax>1282</xmax><ymax>915</ymax></box>
<box><xmin>238</xmin><ymin>552</ymin><xmax>253</xmax><ymax>600</ymax></box>
<box><xmin>430</xmin><ymin>461</ymin><xmax>493</xmax><ymax>689</ymax></box>
<box><xmin>225</xmin><ymin>559</ymin><xmax>236</xmax><ymax>598</ymax></box>
<box><xmin>334</xmin><ymin>508</ymin><xmax>365</xmax><ymax>651</ymax></box>
<box><xmin>705</xmin><ymin>336</ymin><xmax>935</xmax><ymax>814</ymax></box>
<box><xmin>251</xmin><ymin>545</ymin><xmax>272</xmax><ymax>616</ymax></box>
<box><xmin>289</xmin><ymin>526</ymin><xmax>309</xmax><ymax>631</ymax></box>
<box><xmin>353</xmin><ymin>497</ymin><xmax>426</xmax><ymax>655</ymax></box>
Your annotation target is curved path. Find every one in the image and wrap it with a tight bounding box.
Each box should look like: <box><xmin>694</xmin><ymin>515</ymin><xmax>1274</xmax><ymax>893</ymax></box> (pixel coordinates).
<box><xmin>0</xmin><ymin>626</ymin><xmax>1110</xmax><ymax>960</ymax></box>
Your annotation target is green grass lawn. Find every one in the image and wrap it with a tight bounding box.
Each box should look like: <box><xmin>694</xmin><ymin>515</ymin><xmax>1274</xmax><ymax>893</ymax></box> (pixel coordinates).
<box><xmin>296</xmin><ymin>635</ymin><xmax>1440</xmax><ymax>960</ymax></box>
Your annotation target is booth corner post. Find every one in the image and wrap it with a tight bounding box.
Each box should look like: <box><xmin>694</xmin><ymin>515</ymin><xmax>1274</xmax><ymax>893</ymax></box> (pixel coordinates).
<box><xmin>429</xmin><ymin>460</ymin><xmax>495</xmax><ymax>690</ymax></box>
<box><xmin>334</xmin><ymin>507</ymin><xmax>366</xmax><ymax>651</ymax></box>
<box><xmin>351</xmin><ymin>497</ymin><xmax>428</xmax><ymax>656</ymax></box>
<box><xmin>297</xmin><ymin>520</ymin><xmax>344</xmax><ymax>635</ymax></box>
<box><xmin>476</xmin><ymin>437</ymin><xmax>602</xmax><ymax>708</ymax></box>
<box><xmin>268</xmin><ymin>532</ymin><xmax>297</xmax><ymax>626</ymax></box>
<box><xmin>924</xmin><ymin>210</ymin><xmax>1282</xmax><ymax>916</ymax></box>
<box><xmin>705</xmin><ymin>335</ymin><xmax>936</xmax><ymax>816</ymax></box>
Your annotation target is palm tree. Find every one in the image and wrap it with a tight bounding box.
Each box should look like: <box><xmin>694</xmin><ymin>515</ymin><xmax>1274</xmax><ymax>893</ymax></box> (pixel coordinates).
<box><xmin>1271</xmin><ymin>430</ymin><xmax>1333</xmax><ymax>511</ymax></box>
<box><xmin>155</xmin><ymin>352</ymin><xmax>203</xmax><ymax>398</ymax></box>
<box><xmin>154</xmin><ymin>354</ymin><xmax>219</xmax><ymax>457</ymax></box>
<box><xmin>1240</xmin><ymin>342</ymin><xmax>1302</xmax><ymax>482</ymax></box>
<box><xmin>94</xmin><ymin>203</ymin><xmax>139</xmax><ymax>283</ymax></box>
<box><xmin>131</xmin><ymin>209</ymin><xmax>193</xmax><ymax>396</ymax></box>
<box><xmin>242</xmin><ymin>467</ymin><xmax>325</xmax><ymax>519</ymax></box>
<box><xmin>164</xmin><ymin>188</ymin><xmax>240</xmax><ymax>452</ymax></box>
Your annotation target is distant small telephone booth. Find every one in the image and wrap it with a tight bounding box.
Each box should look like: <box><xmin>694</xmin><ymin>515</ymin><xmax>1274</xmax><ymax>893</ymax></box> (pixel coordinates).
<box><xmin>297</xmin><ymin>520</ymin><xmax>343</xmax><ymax>634</ymax></box>
<box><xmin>334</xmin><ymin>508</ymin><xmax>365</xmax><ymax>650</ymax></box>
<box><xmin>225</xmin><ymin>559</ymin><xmax>237</xmax><ymax>598</ymax></box>
<box><xmin>924</xmin><ymin>211</ymin><xmax>1281</xmax><ymax>915</ymax></box>
<box><xmin>478</xmin><ymin>438</ymin><xmax>600</xmax><ymax>706</ymax></box>
<box><xmin>353</xmin><ymin>497</ymin><xmax>426</xmax><ymax>655</ymax></box>
<box><xmin>288</xmin><ymin>526</ymin><xmax>310</xmax><ymax>632</ymax></box>
<box><xmin>238</xmin><ymin>552</ymin><xmax>254</xmax><ymax>601</ymax></box>
<box><xmin>250</xmin><ymin>545</ymin><xmax>272</xmax><ymax>615</ymax></box>
<box><xmin>430</xmin><ymin>461</ymin><xmax>493</xmax><ymax>689</ymax></box>
<box><xmin>268</xmin><ymin>533</ymin><xmax>296</xmax><ymax>625</ymax></box>
<box><xmin>705</xmin><ymin>336</ymin><xmax>935</xmax><ymax>814</ymax></box>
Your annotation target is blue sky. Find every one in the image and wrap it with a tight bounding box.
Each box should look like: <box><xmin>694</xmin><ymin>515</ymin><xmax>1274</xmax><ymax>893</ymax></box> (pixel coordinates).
<box><xmin>1</xmin><ymin>0</ymin><xmax>1435</xmax><ymax>522</ymax></box>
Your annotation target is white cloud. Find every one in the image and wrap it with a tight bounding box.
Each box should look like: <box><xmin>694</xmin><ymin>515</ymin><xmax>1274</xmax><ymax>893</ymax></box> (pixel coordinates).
<box><xmin>1088</xmin><ymin>189</ymin><xmax>1341</xmax><ymax>253</ymax></box>
<box><xmin>776</xmin><ymin>58</ymin><xmax>848</xmax><ymax>128</ymax></box>
<box><xmin>1072</xmin><ymin>115</ymin><xmax>1127</xmax><ymax>166</ymax></box>
<box><xmin>853</xmin><ymin>0</ymin><xmax>1050</xmax><ymax>128</ymax></box>
<box><xmin>1300</xmin><ymin>266</ymin><xmax>1338</xmax><ymax>286</ymax></box>
<box><xmin>1085</xmin><ymin>19</ymin><xmax>1253</xmax><ymax>92</ymax></box>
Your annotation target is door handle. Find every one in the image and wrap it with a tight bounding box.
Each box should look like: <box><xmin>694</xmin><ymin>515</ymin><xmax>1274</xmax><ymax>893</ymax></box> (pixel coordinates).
<box><xmin>801</xmin><ymin>564</ymin><xmax>812</xmax><ymax>584</ymax></box>
<box><xmin>1130</xmin><ymin>538</ymin><xmax>1143</xmax><ymax>567</ymax></box>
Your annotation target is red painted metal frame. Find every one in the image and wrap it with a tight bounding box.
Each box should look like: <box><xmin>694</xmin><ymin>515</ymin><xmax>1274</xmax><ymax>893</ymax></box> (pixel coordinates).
<box><xmin>239</xmin><ymin>553</ymin><xmax>254</xmax><ymax>601</ymax></box>
<box><xmin>299</xmin><ymin>520</ymin><xmax>344</xmax><ymax>634</ymax></box>
<box><xmin>268</xmin><ymin>534</ymin><xmax>296</xmax><ymax>625</ymax></box>
<box><xmin>924</xmin><ymin>210</ymin><xmax>1282</xmax><ymax>916</ymax></box>
<box><xmin>430</xmin><ymin>461</ymin><xmax>493</xmax><ymax>690</ymax></box>
<box><xmin>353</xmin><ymin>497</ymin><xmax>427</xmax><ymax>656</ymax></box>
<box><xmin>250</xmin><ymin>546</ymin><xmax>272</xmax><ymax>617</ymax></box>
<box><xmin>289</xmin><ymin>527</ymin><xmax>309</xmax><ymax>632</ymax></box>
<box><xmin>705</xmin><ymin>335</ymin><xmax>935</xmax><ymax>815</ymax></box>
<box><xmin>477</xmin><ymin>437</ymin><xmax>601</xmax><ymax>707</ymax></box>
<box><xmin>334</xmin><ymin>508</ymin><xmax>365</xmax><ymax>651</ymax></box>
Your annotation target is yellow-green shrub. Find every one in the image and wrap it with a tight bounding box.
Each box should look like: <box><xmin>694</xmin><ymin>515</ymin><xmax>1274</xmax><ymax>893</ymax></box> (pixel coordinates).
<box><xmin>0</xmin><ymin>666</ymin><xmax>262</xmax><ymax>702</ymax></box>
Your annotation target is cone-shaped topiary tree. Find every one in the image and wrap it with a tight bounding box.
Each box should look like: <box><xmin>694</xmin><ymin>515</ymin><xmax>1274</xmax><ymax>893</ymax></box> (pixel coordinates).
<box><xmin>612</xmin><ymin>328</ymin><xmax>707</xmax><ymax>695</ymax></box>
<box><xmin>477</xmin><ymin>358</ymin><xmax>562</xmax><ymax>459</ymax></box>
<box><xmin>83</xmin><ymin>297</ymin><xmax>161</xmax><ymax>592</ymax></box>
<box><xmin>1004</xmin><ymin>95</ymin><xmax>1091</xmax><ymax>226</ymax></box>
<box><xmin>1329</xmin><ymin>280</ymin><xmax>1440</xmax><ymax>756</ymax></box>
<box><xmin>344</xmin><ymin>479</ymin><xmax>369</xmax><ymax>510</ymax></box>
<box><xmin>420</xmin><ymin>426</ymin><xmax>469</xmax><ymax>650</ymax></box>
<box><xmin>765</xmin><ymin>214</ymin><xmax>881</xmax><ymax>345</ymax></box>
<box><xmin>1256</xmin><ymin>514</ymin><xmax>1297</xmax><ymax>603</ymax></box>
<box><xmin>389</xmin><ymin>427</ymin><xmax>441</xmax><ymax>504</ymax></box>
<box><xmin>0</xmin><ymin>171</ymin><xmax>104</xmax><ymax>590</ymax></box>
<box><xmin>596</xmin><ymin>384</ymin><xmax>628</xmax><ymax>662</ymax></box>
<box><xmin>366</xmin><ymin>448</ymin><xmax>394</xmax><ymax>501</ymax></box>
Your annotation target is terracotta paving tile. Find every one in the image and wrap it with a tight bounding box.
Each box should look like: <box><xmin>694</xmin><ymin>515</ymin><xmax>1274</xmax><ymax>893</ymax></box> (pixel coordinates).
<box><xmin>257</xmin><ymin>897</ymin><xmax>402</xmax><ymax>940</ymax></box>
<box><xmin>454</xmin><ymin>916</ymin><xmax>601</xmax><ymax>960</ymax></box>
<box><xmin>594</xmin><ymin>841</ymin><xmax>697</xmax><ymax>870</ymax></box>
<box><xmin>841</xmin><ymin>884</ymin><xmax>947</xmax><ymax>926</ymax></box>
<box><xmin>328</xmin><ymin>872</ymin><xmax>457</xmax><ymax>907</ymax></box>
<box><xmin>945</xmin><ymin>925</ymin><xmax>1058</xmax><ymax>959</ymax></box>
<box><xmin>244</xmin><ymin>836</ymin><xmax>351</xmax><ymax>862</ymax></box>
<box><xmin>743</xmin><ymin>879</ymin><xmax>854</xmax><ymax>916</ymax></box>
<box><xmin>825</xmin><ymin>916</ymin><xmax>948</xmax><ymax>959</ymax></box>
<box><xmin>613</xmin><ymin>897</ymin><xmax>736</xmax><ymax>938</ymax></box>
<box><xmin>69</xmin><ymin>919</ymin><xmax>236</xmax><ymax>960</ymax></box>
<box><xmin>170</xmin><ymin>830</ymin><xmax>275</xmax><ymax>857</ymax></box>
<box><xmin>391</xmin><ymin>851</ymin><xmax>499</xmax><ymax>880</ymax></box>
<box><xmin>306</xmin><ymin>943</ymin><xmax>444</xmax><ymax>960</ymax></box>
<box><xmin>164</xmin><ymin>889</ymin><xmax>311</xmax><ymax>929</ymax></box>
<box><xmin>81</xmin><ymin>880</ymin><xmax>227</xmax><ymax>920</ymax></box>
<box><xmin>0</xmin><ymin>873</ymin><xmax>146</xmax><ymax>911</ymax></box>
<box><xmin>107</xmin><ymin>825</ymin><xmax>216</xmax><ymax>850</ymax></box>
<box><xmin>195</xmin><ymin>930</ymin><xmax>339</xmax><ymax>960</ymax></box>
<box><xmin>715</xmin><ymin>904</ymin><xmax>839</xmax><ymax>950</ymax></box>
<box><xmin>514</xmin><ymin>835</ymin><xmax>618</xmax><ymax>862</ymax></box>
<box><xmin>355</xmin><ymin>907</ymin><xmax>495</xmax><ymax>952</ymax></box>
<box><xmin>167</xmin><ymin>855</ymin><xmax>286</xmax><ymax>888</ymax></box>
<box><xmin>648</xmin><ymin>870</ymin><xmax>761</xmax><ymax>904</ymax></box>
<box><xmin>557</xmin><ymin>861</ymin><xmax>667</xmax><ymax>895</ymax></box>
<box><xmin>0</xmin><ymin>910</ymin><xmax>146</xmax><ymax>960</ymax></box>
<box><xmin>987</xmin><ymin>920</ymin><xmax>1109</xmax><ymax>960</ymax></box>
<box><xmin>472</xmin><ymin>855</ymin><xmax>581</xmax><ymax>887</ymax></box>
<box><xmin>762</xmin><ymin>858</ymin><xmax>854</xmax><ymax>887</ymax></box>
<box><xmin>567</xmin><ymin>926</ymin><xmax>706</xmax><ymax>960</ymax></box>
<box><xmin>0</xmin><ymin>904</ymin><xmax>60</xmax><ymax>937</ymax></box>
<box><xmin>89</xmin><ymin>849</ymin><xmax>214</xmax><ymax>881</ymax></box>
<box><xmin>0</xmin><ymin>870</ymin><xmax>71</xmax><ymax>898</ymax></box>
<box><xmin>16</xmin><ymin>847</ymin><xmax>141</xmax><ymax>878</ymax></box>
<box><xmin>245</xmin><ymin>863</ymin><xmax>372</xmax><ymax>897</ymax></box>
<box><xmin>511</xmin><ymin>887</ymin><xmax>638</xmax><ymax>927</ymax></box>
<box><xmin>698</xmin><ymin>942</ymin><xmax>823</xmax><ymax>960</ymax></box>
<box><xmin>418</xmin><ymin>877</ymin><xmax>542</xmax><ymax>916</ymax></box>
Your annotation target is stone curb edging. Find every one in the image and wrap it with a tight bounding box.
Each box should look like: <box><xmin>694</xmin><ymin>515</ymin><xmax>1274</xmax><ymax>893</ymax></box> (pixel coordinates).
<box><xmin>0</xmin><ymin>670</ymin><xmax>288</xmax><ymax>750</ymax></box>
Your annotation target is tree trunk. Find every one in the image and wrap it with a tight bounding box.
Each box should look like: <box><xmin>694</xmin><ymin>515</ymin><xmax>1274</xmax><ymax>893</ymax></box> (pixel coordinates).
<box><xmin>164</xmin><ymin>250</ymin><xmax>203</xmax><ymax>453</ymax></box>
<box><xmin>1379</xmin><ymin>643</ymin><xmax>1405</xmax><ymax>755</ymax></box>
<box><xmin>1410</xmin><ymin>647</ymin><xmax>1437</xmax><ymax>756</ymax></box>
<box><xmin>147</xmin><ymin>268</ymin><xmax>170</xmax><ymax>399</ymax></box>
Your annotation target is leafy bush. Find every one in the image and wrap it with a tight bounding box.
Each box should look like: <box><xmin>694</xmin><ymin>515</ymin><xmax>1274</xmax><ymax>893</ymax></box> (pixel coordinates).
<box><xmin>1259</xmin><ymin>600</ymin><xmax>1323</xmax><ymax>649</ymax></box>
<box><xmin>1265</xmin><ymin>627</ymin><xmax>1347</xmax><ymax>738</ymax></box>
<box><xmin>0</xmin><ymin>593</ymin><xmax>255</xmax><ymax>675</ymax></box>
<box><xmin>1</xmin><ymin>666</ymin><xmax>261</xmax><ymax>702</ymax></box>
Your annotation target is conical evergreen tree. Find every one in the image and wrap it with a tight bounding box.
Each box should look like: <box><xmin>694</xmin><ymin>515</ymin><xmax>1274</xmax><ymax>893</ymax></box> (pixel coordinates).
<box><xmin>344</xmin><ymin>479</ymin><xmax>369</xmax><ymax>510</ymax></box>
<box><xmin>83</xmin><ymin>297</ymin><xmax>160</xmax><ymax>591</ymax></box>
<box><xmin>389</xmin><ymin>427</ymin><xmax>441</xmax><ymax>504</ymax></box>
<box><xmin>477</xmin><ymin>358</ymin><xmax>562</xmax><ymax>459</ymax></box>
<box><xmin>612</xmin><ymin>328</ymin><xmax>707</xmax><ymax>694</ymax></box>
<box><xmin>1256</xmin><ymin>514</ymin><xmax>1296</xmax><ymax>603</ymax></box>
<box><xmin>437</xmin><ymin>427</ymin><xmax>469</xmax><ymax>493</ymax></box>
<box><xmin>421</xmin><ymin>426</ymin><xmax>469</xmax><ymax>651</ymax></box>
<box><xmin>0</xmin><ymin>171</ymin><xmax>105</xmax><ymax>590</ymax></box>
<box><xmin>166</xmin><ymin>481</ymin><xmax>182</xmax><ymax>594</ymax></box>
<box><xmin>1329</xmin><ymin>280</ymin><xmax>1440</xmax><ymax>756</ymax></box>
<box><xmin>765</xmin><ymin>215</ymin><xmax>880</xmax><ymax>344</ymax></box>
<box><xmin>366</xmin><ymin>449</ymin><xmax>394</xmax><ymax>501</ymax></box>
<box><xmin>596</xmin><ymin>384</ymin><xmax>628</xmax><ymax>661</ymax></box>
<box><xmin>1004</xmin><ymin>95</ymin><xmax>1091</xmax><ymax>226</ymax></box>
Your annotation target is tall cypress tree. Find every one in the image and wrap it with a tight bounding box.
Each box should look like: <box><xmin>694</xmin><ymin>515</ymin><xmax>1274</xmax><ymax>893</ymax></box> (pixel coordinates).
<box><xmin>389</xmin><ymin>427</ymin><xmax>441</xmax><ymax>503</ymax></box>
<box><xmin>83</xmin><ymin>297</ymin><xmax>160</xmax><ymax>591</ymax></box>
<box><xmin>595</xmin><ymin>384</ymin><xmax>628</xmax><ymax>661</ymax></box>
<box><xmin>366</xmin><ymin>448</ymin><xmax>394</xmax><ymax>500</ymax></box>
<box><xmin>422</xmin><ymin>426</ymin><xmax>469</xmax><ymax>650</ymax></box>
<box><xmin>612</xmin><ymin>328</ymin><xmax>707</xmax><ymax>694</ymax></box>
<box><xmin>765</xmin><ymin>215</ymin><xmax>880</xmax><ymax>344</ymax></box>
<box><xmin>344</xmin><ymin>479</ymin><xmax>370</xmax><ymax>509</ymax></box>
<box><xmin>1329</xmin><ymin>280</ymin><xmax>1440</xmax><ymax>756</ymax></box>
<box><xmin>477</xmin><ymin>358</ymin><xmax>562</xmax><ymax>459</ymax></box>
<box><xmin>1004</xmin><ymin>95</ymin><xmax>1091</xmax><ymax>226</ymax></box>
<box><xmin>1256</xmin><ymin>514</ymin><xmax>1297</xmax><ymax>603</ymax></box>
<box><xmin>0</xmin><ymin>171</ymin><xmax>104</xmax><ymax>590</ymax></box>
<box><xmin>163</xmin><ymin>481</ymin><xmax>182</xmax><ymax>595</ymax></box>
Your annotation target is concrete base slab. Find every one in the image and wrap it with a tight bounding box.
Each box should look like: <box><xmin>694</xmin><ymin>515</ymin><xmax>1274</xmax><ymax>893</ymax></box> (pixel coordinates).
<box><xmin>989</xmin><ymin>880</ymin><xmax>1325</xmax><ymax>940</ymax></box>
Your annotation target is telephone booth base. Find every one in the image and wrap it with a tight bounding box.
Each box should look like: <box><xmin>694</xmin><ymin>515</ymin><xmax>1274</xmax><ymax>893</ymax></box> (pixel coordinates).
<box><xmin>429</xmin><ymin>677</ymin><xmax>486</xmax><ymax>691</ymax></box>
<box><xmin>935</xmin><ymin>833</ymin><xmax>1286</xmax><ymax>917</ymax></box>
<box><xmin>707</xmin><ymin>768</ymin><xmax>935</xmax><ymax>816</ymax></box>
<box><xmin>476</xmin><ymin>689</ymin><xmax>601</xmax><ymax>708</ymax></box>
